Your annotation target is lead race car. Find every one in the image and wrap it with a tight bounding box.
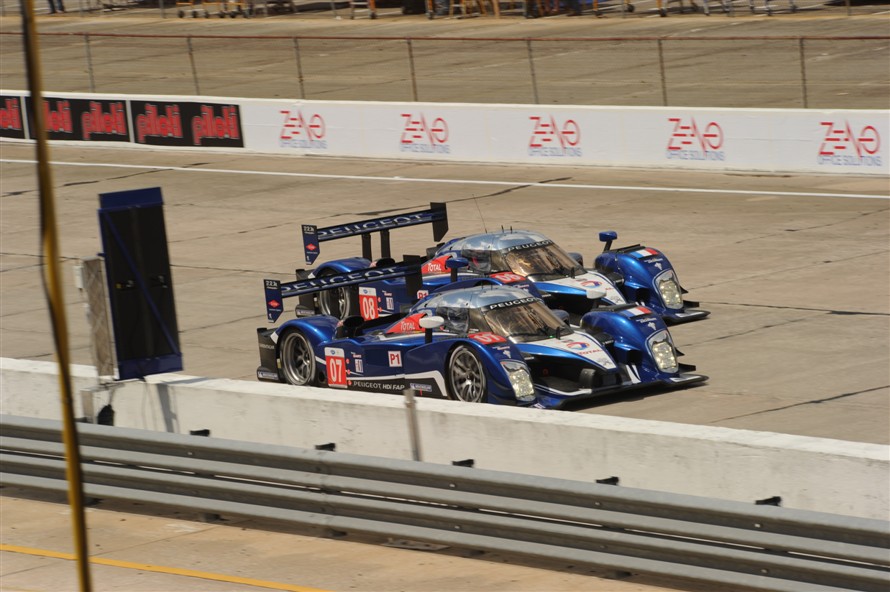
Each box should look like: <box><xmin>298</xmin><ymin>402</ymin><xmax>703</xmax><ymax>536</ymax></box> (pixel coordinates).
<box><xmin>257</xmin><ymin>262</ymin><xmax>706</xmax><ymax>409</ymax></box>
<box><xmin>297</xmin><ymin>203</ymin><xmax>709</xmax><ymax>325</ymax></box>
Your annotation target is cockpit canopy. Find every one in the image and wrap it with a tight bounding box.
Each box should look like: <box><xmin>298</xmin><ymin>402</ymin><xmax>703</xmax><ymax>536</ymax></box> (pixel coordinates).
<box><xmin>412</xmin><ymin>285</ymin><xmax>569</xmax><ymax>342</ymax></box>
<box><xmin>437</xmin><ymin>230</ymin><xmax>583</xmax><ymax>277</ymax></box>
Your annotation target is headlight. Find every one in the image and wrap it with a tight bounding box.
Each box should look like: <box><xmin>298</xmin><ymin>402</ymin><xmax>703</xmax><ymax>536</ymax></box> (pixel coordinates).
<box><xmin>650</xmin><ymin>340</ymin><xmax>678</xmax><ymax>373</ymax></box>
<box><xmin>657</xmin><ymin>276</ymin><xmax>683</xmax><ymax>309</ymax></box>
<box><xmin>501</xmin><ymin>360</ymin><xmax>536</xmax><ymax>402</ymax></box>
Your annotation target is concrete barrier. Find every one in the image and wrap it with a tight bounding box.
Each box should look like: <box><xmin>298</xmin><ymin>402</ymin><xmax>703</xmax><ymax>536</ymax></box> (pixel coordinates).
<box><xmin>2</xmin><ymin>357</ymin><xmax>888</xmax><ymax>520</ymax></box>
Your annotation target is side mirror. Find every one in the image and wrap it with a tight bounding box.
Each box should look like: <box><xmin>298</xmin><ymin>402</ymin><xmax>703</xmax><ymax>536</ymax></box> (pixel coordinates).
<box><xmin>446</xmin><ymin>257</ymin><xmax>469</xmax><ymax>281</ymax></box>
<box><xmin>419</xmin><ymin>315</ymin><xmax>444</xmax><ymax>343</ymax></box>
<box><xmin>551</xmin><ymin>309</ymin><xmax>570</xmax><ymax>324</ymax></box>
<box><xmin>599</xmin><ymin>230</ymin><xmax>618</xmax><ymax>252</ymax></box>
<box><xmin>568</xmin><ymin>252</ymin><xmax>584</xmax><ymax>266</ymax></box>
<box><xmin>586</xmin><ymin>288</ymin><xmax>605</xmax><ymax>309</ymax></box>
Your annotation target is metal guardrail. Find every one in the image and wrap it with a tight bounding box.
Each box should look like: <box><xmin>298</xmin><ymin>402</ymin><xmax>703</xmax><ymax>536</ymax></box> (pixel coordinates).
<box><xmin>2</xmin><ymin>414</ymin><xmax>888</xmax><ymax>592</ymax></box>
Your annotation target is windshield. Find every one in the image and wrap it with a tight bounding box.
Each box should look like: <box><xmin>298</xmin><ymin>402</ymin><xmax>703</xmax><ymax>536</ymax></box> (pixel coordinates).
<box><xmin>501</xmin><ymin>241</ymin><xmax>583</xmax><ymax>278</ymax></box>
<box><xmin>481</xmin><ymin>298</ymin><xmax>570</xmax><ymax>343</ymax></box>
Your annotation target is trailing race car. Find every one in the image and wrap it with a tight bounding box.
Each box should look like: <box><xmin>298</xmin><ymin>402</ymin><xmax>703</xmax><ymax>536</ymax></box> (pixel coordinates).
<box><xmin>257</xmin><ymin>262</ymin><xmax>706</xmax><ymax>409</ymax></box>
<box><xmin>296</xmin><ymin>203</ymin><xmax>708</xmax><ymax>325</ymax></box>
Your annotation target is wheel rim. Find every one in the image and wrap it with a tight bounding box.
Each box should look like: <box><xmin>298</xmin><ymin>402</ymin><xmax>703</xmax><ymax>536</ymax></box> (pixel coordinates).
<box><xmin>318</xmin><ymin>287</ymin><xmax>347</xmax><ymax>318</ymax></box>
<box><xmin>449</xmin><ymin>347</ymin><xmax>486</xmax><ymax>403</ymax></box>
<box><xmin>281</xmin><ymin>331</ymin><xmax>314</xmax><ymax>385</ymax></box>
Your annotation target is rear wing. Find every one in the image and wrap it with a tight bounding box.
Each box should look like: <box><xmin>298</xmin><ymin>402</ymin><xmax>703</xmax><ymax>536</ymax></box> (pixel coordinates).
<box><xmin>301</xmin><ymin>202</ymin><xmax>448</xmax><ymax>264</ymax></box>
<box><xmin>264</xmin><ymin>259</ymin><xmax>423</xmax><ymax>323</ymax></box>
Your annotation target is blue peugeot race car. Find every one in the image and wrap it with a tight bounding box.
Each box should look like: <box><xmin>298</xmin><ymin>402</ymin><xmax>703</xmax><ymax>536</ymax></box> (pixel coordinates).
<box><xmin>257</xmin><ymin>262</ymin><xmax>706</xmax><ymax>409</ymax></box>
<box><xmin>296</xmin><ymin>203</ymin><xmax>709</xmax><ymax>325</ymax></box>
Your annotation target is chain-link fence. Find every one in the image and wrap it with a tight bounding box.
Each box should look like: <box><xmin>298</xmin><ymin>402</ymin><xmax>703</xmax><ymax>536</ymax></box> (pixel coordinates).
<box><xmin>1</xmin><ymin>31</ymin><xmax>888</xmax><ymax>108</ymax></box>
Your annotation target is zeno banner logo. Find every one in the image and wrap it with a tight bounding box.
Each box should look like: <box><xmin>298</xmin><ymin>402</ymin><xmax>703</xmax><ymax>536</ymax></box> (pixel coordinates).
<box><xmin>818</xmin><ymin>121</ymin><xmax>882</xmax><ymax>167</ymax></box>
<box><xmin>666</xmin><ymin>117</ymin><xmax>725</xmax><ymax>162</ymax></box>
<box><xmin>400</xmin><ymin>113</ymin><xmax>450</xmax><ymax>154</ymax></box>
<box><xmin>280</xmin><ymin>109</ymin><xmax>327</xmax><ymax>149</ymax></box>
<box><xmin>528</xmin><ymin>115</ymin><xmax>581</xmax><ymax>158</ymax></box>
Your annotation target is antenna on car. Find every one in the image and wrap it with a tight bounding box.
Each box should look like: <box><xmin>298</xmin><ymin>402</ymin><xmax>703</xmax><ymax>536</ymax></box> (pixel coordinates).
<box><xmin>474</xmin><ymin>197</ymin><xmax>488</xmax><ymax>232</ymax></box>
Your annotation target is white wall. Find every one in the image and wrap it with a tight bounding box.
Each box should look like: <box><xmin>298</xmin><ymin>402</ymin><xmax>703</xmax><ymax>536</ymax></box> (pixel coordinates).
<box><xmin>3</xmin><ymin>357</ymin><xmax>887</xmax><ymax>521</ymax></box>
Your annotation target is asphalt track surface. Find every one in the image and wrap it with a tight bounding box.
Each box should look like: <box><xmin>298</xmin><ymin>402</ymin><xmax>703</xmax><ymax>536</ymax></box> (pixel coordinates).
<box><xmin>1</xmin><ymin>9</ymin><xmax>889</xmax><ymax>592</ymax></box>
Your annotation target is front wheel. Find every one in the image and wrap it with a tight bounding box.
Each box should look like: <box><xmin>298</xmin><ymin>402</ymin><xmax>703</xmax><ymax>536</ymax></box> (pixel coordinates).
<box><xmin>280</xmin><ymin>330</ymin><xmax>317</xmax><ymax>386</ymax></box>
<box><xmin>446</xmin><ymin>346</ymin><xmax>487</xmax><ymax>403</ymax></box>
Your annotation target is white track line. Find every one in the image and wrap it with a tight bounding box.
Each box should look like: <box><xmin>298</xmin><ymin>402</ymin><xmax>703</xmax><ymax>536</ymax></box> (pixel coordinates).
<box><xmin>2</xmin><ymin>158</ymin><xmax>888</xmax><ymax>200</ymax></box>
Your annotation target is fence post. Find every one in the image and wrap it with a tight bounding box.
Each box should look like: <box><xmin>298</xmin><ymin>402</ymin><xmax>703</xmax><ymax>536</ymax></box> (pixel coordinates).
<box><xmin>657</xmin><ymin>38</ymin><xmax>668</xmax><ymax>107</ymax></box>
<box><xmin>406</xmin><ymin>37</ymin><xmax>419</xmax><ymax>102</ymax></box>
<box><xmin>187</xmin><ymin>36</ymin><xmax>201</xmax><ymax>96</ymax></box>
<box><xmin>83</xmin><ymin>33</ymin><xmax>95</xmax><ymax>93</ymax></box>
<box><xmin>798</xmin><ymin>37</ymin><xmax>808</xmax><ymax>109</ymax></box>
<box><xmin>403</xmin><ymin>389</ymin><xmax>422</xmax><ymax>461</ymax></box>
<box><xmin>526</xmin><ymin>38</ymin><xmax>540</xmax><ymax>105</ymax></box>
<box><xmin>293</xmin><ymin>37</ymin><xmax>306</xmax><ymax>99</ymax></box>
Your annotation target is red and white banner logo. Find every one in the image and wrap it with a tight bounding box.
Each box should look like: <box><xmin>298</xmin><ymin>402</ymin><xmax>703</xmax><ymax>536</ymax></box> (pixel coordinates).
<box><xmin>666</xmin><ymin>117</ymin><xmax>725</xmax><ymax>162</ymax></box>
<box><xmin>818</xmin><ymin>121</ymin><xmax>882</xmax><ymax>167</ymax></box>
<box><xmin>528</xmin><ymin>116</ymin><xmax>582</xmax><ymax>157</ymax></box>
<box><xmin>400</xmin><ymin>113</ymin><xmax>450</xmax><ymax>154</ymax></box>
<box><xmin>279</xmin><ymin>109</ymin><xmax>327</xmax><ymax>149</ymax></box>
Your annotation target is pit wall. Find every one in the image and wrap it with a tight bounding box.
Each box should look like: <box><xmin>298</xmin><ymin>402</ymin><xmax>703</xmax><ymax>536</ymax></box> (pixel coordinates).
<box><xmin>1</xmin><ymin>91</ymin><xmax>887</xmax><ymax>176</ymax></box>
<box><xmin>2</xmin><ymin>358</ymin><xmax>887</xmax><ymax>521</ymax></box>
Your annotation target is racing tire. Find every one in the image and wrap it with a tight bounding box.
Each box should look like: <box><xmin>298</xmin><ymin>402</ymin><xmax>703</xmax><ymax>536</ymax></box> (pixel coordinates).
<box><xmin>446</xmin><ymin>346</ymin><xmax>487</xmax><ymax>404</ymax></box>
<box><xmin>279</xmin><ymin>330</ymin><xmax>317</xmax><ymax>386</ymax></box>
<box><xmin>316</xmin><ymin>270</ymin><xmax>359</xmax><ymax>320</ymax></box>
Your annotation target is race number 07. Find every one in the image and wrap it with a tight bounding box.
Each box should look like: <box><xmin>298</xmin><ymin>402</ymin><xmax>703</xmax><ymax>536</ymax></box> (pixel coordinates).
<box><xmin>325</xmin><ymin>347</ymin><xmax>347</xmax><ymax>388</ymax></box>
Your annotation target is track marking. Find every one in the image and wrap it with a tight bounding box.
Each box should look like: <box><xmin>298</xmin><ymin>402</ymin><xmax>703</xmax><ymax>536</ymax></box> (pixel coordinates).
<box><xmin>2</xmin><ymin>158</ymin><xmax>887</xmax><ymax>200</ymax></box>
<box><xmin>0</xmin><ymin>543</ymin><xmax>331</xmax><ymax>592</ymax></box>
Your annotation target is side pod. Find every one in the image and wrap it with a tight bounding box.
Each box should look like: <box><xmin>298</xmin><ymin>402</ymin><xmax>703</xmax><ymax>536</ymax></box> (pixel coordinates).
<box><xmin>256</xmin><ymin>328</ymin><xmax>281</xmax><ymax>382</ymax></box>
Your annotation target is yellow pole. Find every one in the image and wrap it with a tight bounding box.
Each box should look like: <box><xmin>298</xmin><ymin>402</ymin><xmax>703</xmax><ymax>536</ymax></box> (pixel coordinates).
<box><xmin>19</xmin><ymin>1</ymin><xmax>93</xmax><ymax>590</ymax></box>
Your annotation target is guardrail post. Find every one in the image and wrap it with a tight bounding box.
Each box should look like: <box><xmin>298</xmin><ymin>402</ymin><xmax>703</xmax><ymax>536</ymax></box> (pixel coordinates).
<box><xmin>526</xmin><ymin>38</ymin><xmax>540</xmax><ymax>105</ymax></box>
<box><xmin>798</xmin><ymin>37</ymin><xmax>809</xmax><ymax>109</ymax></box>
<box><xmin>406</xmin><ymin>37</ymin><xmax>419</xmax><ymax>102</ymax></box>
<box><xmin>83</xmin><ymin>33</ymin><xmax>96</xmax><ymax>93</ymax></box>
<box><xmin>657</xmin><ymin>38</ymin><xmax>669</xmax><ymax>106</ymax></box>
<box><xmin>187</xmin><ymin>35</ymin><xmax>201</xmax><ymax>96</ymax></box>
<box><xmin>403</xmin><ymin>388</ymin><xmax>422</xmax><ymax>461</ymax></box>
<box><xmin>293</xmin><ymin>37</ymin><xmax>307</xmax><ymax>100</ymax></box>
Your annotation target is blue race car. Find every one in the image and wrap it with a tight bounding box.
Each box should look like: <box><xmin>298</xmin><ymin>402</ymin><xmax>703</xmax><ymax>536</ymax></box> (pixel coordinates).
<box><xmin>257</xmin><ymin>262</ymin><xmax>706</xmax><ymax>409</ymax></box>
<box><xmin>297</xmin><ymin>203</ymin><xmax>709</xmax><ymax>325</ymax></box>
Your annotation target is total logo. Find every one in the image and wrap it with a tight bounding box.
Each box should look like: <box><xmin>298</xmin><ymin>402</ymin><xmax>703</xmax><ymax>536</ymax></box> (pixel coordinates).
<box><xmin>528</xmin><ymin>116</ymin><xmax>582</xmax><ymax>158</ymax></box>
<box><xmin>279</xmin><ymin>109</ymin><xmax>327</xmax><ymax>149</ymax></box>
<box><xmin>818</xmin><ymin>121</ymin><xmax>882</xmax><ymax>168</ymax></box>
<box><xmin>666</xmin><ymin>117</ymin><xmax>725</xmax><ymax>162</ymax></box>
<box><xmin>565</xmin><ymin>341</ymin><xmax>589</xmax><ymax>350</ymax></box>
<box><xmin>400</xmin><ymin>113</ymin><xmax>450</xmax><ymax>154</ymax></box>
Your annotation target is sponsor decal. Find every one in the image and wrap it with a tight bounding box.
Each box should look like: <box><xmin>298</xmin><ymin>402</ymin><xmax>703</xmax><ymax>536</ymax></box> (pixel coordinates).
<box><xmin>528</xmin><ymin>116</ymin><xmax>582</xmax><ymax>158</ymax></box>
<box><xmin>130</xmin><ymin>100</ymin><xmax>243</xmax><ymax>147</ymax></box>
<box><xmin>409</xmin><ymin>382</ymin><xmax>433</xmax><ymax>393</ymax></box>
<box><xmin>469</xmin><ymin>332</ymin><xmax>507</xmax><ymax>344</ymax></box>
<box><xmin>580</xmin><ymin>279</ymin><xmax>602</xmax><ymax>287</ymax></box>
<box><xmin>281</xmin><ymin>263</ymin><xmax>421</xmax><ymax>297</ymax></box>
<box><xmin>386</xmin><ymin>312</ymin><xmax>426</xmax><ymax>335</ymax></box>
<box><xmin>302</xmin><ymin>224</ymin><xmax>320</xmax><ymax>264</ymax></box>
<box><xmin>623</xmin><ymin>306</ymin><xmax>653</xmax><ymax>318</ymax></box>
<box><xmin>666</xmin><ymin>117</ymin><xmax>725</xmax><ymax>162</ymax></box>
<box><xmin>352</xmin><ymin>354</ymin><xmax>364</xmax><ymax>374</ymax></box>
<box><xmin>416</xmin><ymin>289</ymin><xmax>429</xmax><ymax>300</ymax></box>
<box><xmin>24</xmin><ymin>97</ymin><xmax>130</xmax><ymax>143</ymax></box>
<box><xmin>489</xmin><ymin>271</ymin><xmax>527</xmax><ymax>284</ymax></box>
<box><xmin>318</xmin><ymin>212</ymin><xmax>440</xmax><ymax>240</ymax></box>
<box><xmin>279</xmin><ymin>108</ymin><xmax>327</xmax><ymax>150</ymax></box>
<box><xmin>482</xmin><ymin>297</ymin><xmax>537</xmax><ymax>311</ymax></box>
<box><xmin>359</xmin><ymin>286</ymin><xmax>379</xmax><ymax>320</ymax></box>
<box><xmin>503</xmin><ymin>239</ymin><xmax>553</xmax><ymax>253</ymax></box>
<box><xmin>632</xmin><ymin>247</ymin><xmax>660</xmax><ymax>258</ymax></box>
<box><xmin>422</xmin><ymin>255</ymin><xmax>452</xmax><ymax>274</ymax></box>
<box><xmin>818</xmin><ymin>121</ymin><xmax>882</xmax><ymax>167</ymax></box>
<box><xmin>400</xmin><ymin>113</ymin><xmax>450</xmax><ymax>154</ymax></box>
<box><xmin>257</xmin><ymin>369</ymin><xmax>279</xmax><ymax>380</ymax></box>
<box><xmin>350</xmin><ymin>379</ymin><xmax>404</xmax><ymax>391</ymax></box>
<box><xmin>264</xmin><ymin>279</ymin><xmax>283</xmax><ymax>323</ymax></box>
<box><xmin>388</xmin><ymin>351</ymin><xmax>403</xmax><ymax>367</ymax></box>
<box><xmin>564</xmin><ymin>341</ymin><xmax>589</xmax><ymax>350</ymax></box>
<box><xmin>0</xmin><ymin>96</ymin><xmax>25</xmax><ymax>139</ymax></box>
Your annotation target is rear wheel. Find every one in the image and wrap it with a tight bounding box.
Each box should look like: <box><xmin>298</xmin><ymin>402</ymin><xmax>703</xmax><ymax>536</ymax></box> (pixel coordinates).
<box><xmin>317</xmin><ymin>270</ymin><xmax>359</xmax><ymax>320</ymax></box>
<box><xmin>446</xmin><ymin>346</ymin><xmax>487</xmax><ymax>403</ymax></box>
<box><xmin>280</xmin><ymin>330</ymin><xmax>316</xmax><ymax>386</ymax></box>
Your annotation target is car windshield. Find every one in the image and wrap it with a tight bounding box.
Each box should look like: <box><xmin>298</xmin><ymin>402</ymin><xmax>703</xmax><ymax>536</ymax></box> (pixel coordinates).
<box><xmin>501</xmin><ymin>241</ymin><xmax>583</xmax><ymax>278</ymax></box>
<box><xmin>481</xmin><ymin>298</ymin><xmax>569</xmax><ymax>343</ymax></box>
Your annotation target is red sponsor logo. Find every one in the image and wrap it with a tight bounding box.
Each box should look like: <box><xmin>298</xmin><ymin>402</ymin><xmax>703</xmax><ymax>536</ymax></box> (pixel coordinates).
<box><xmin>386</xmin><ymin>312</ymin><xmax>426</xmax><ymax>335</ymax></box>
<box><xmin>401</xmin><ymin>113</ymin><xmax>448</xmax><ymax>145</ymax></box>
<box><xmin>135</xmin><ymin>104</ymin><xmax>183</xmax><ymax>144</ymax></box>
<box><xmin>529</xmin><ymin>116</ymin><xmax>580</xmax><ymax>149</ymax></box>
<box><xmin>81</xmin><ymin>101</ymin><xmax>127</xmax><ymax>140</ymax></box>
<box><xmin>191</xmin><ymin>105</ymin><xmax>241</xmax><ymax>146</ymax></box>
<box><xmin>0</xmin><ymin>98</ymin><xmax>23</xmax><ymax>131</ymax></box>
<box><xmin>819</xmin><ymin>121</ymin><xmax>880</xmax><ymax>157</ymax></box>
<box><xmin>43</xmin><ymin>100</ymin><xmax>73</xmax><ymax>134</ymax></box>
<box><xmin>469</xmin><ymin>332</ymin><xmax>507</xmax><ymax>344</ymax></box>
<box><xmin>489</xmin><ymin>271</ymin><xmax>526</xmax><ymax>284</ymax></box>
<box><xmin>667</xmin><ymin>118</ymin><xmax>723</xmax><ymax>152</ymax></box>
<box><xmin>422</xmin><ymin>255</ymin><xmax>451</xmax><ymax>274</ymax></box>
<box><xmin>280</xmin><ymin>109</ymin><xmax>326</xmax><ymax>141</ymax></box>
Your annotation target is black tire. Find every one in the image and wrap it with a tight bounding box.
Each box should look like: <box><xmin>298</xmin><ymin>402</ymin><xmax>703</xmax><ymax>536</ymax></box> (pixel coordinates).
<box><xmin>446</xmin><ymin>346</ymin><xmax>487</xmax><ymax>403</ymax></box>
<box><xmin>279</xmin><ymin>330</ymin><xmax>317</xmax><ymax>386</ymax></box>
<box><xmin>316</xmin><ymin>270</ymin><xmax>359</xmax><ymax>320</ymax></box>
